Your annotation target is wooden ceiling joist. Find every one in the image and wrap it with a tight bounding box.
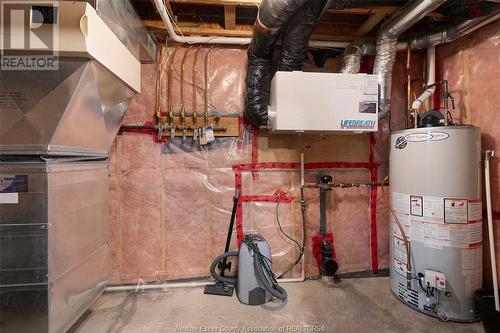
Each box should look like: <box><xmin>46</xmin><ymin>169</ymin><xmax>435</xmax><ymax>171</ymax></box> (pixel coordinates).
<box><xmin>140</xmin><ymin>1</ymin><xmax>444</xmax><ymax>43</ymax></box>
<box><xmin>169</xmin><ymin>0</ymin><xmax>259</xmax><ymax>6</ymax></box>
<box><xmin>224</xmin><ymin>5</ymin><xmax>237</xmax><ymax>30</ymax></box>
<box><xmin>356</xmin><ymin>13</ymin><xmax>386</xmax><ymax>36</ymax></box>
<box><xmin>144</xmin><ymin>19</ymin><xmax>359</xmax><ymax>42</ymax></box>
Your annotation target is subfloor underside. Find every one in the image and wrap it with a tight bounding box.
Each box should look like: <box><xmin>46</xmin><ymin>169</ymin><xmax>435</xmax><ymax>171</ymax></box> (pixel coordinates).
<box><xmin>71</xmin><ymin>277</ymin><xmax>484</xmax><ymax>333</ymax></box>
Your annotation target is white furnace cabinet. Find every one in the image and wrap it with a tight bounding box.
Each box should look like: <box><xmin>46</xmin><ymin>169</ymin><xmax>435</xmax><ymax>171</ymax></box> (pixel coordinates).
<box><xmin>269</xmin><ymin>71</ymin><xmax>379</xmax><ymax>133</ymax></box>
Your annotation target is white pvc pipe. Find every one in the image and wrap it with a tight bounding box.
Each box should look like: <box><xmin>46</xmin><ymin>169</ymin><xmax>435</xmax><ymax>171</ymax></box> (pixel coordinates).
<box><xmin>152</xmin><ymin>0</ymin><xmax>349</xmax><ymax>49</ymax></box>
<box><xmin>485</xmin><ymin>150</ymin><xmax>500</xmax><ymax>312</ymax></box>
<box><xmin>105</xmin><ymin>274</ymin><xmax>305</xmax><ymax>293</ymax></box>
<box><xmin>106</xmin><ymin>280</ymin><xmax>210</xmax><ymax>292</ymax></box>
<box><xmin>411</xmin><ymin>46</ymin><xmax>436</xmax><ymax>110</ymax></box>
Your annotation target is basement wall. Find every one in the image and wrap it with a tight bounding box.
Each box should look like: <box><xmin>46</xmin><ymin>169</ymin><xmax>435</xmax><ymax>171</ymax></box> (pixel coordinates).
<box><xmin>436</xmin><ymin>19</ymin><xmax>500</xmax><ymax>289</ymax></box>
<box><xmin>108</xmin><ymin>43</ymin><xmax>422</xmax><ymax>284</ymax></box>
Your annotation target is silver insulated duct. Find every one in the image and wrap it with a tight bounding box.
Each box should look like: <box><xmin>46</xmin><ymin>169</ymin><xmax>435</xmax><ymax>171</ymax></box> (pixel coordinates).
<box><xmin>408</xmin><ymin>5</ymin><xmax>500</xmax><ymax>50</ymax></box>
<box><xmin>340</xmin><ymin>39</ymin><xmax>375</xmax><ymax>73</ymax></box>
<box><xmin>373</xmin><ymin>0</ymin><xmax>447</xmax><ymax>117</ymax></box>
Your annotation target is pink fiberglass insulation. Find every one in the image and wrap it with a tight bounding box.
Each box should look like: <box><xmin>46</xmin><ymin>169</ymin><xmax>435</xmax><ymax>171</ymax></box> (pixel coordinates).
<box><xmin>436</xmin><ymin>19</ymin><xmax>500</xmax><ymax>289</ymax></box>
<box><xmin>108</xmin><ymin>46</ymin><xmax>417</xmax><ymax>284</ymax></box>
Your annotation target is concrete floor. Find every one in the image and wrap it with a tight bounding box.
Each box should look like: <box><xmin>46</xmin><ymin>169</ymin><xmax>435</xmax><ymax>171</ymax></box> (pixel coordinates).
<box><xmin>72</xmin><ymin>277</ymin><xmax>484</xmax><ymax>333</ymax></box>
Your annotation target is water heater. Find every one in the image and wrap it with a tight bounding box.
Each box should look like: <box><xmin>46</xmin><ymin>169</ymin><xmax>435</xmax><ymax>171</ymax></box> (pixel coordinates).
<box><xmin>389</xmin><ymin>126</ymin><xmax>482</xmax><ymax>322</ymax></box>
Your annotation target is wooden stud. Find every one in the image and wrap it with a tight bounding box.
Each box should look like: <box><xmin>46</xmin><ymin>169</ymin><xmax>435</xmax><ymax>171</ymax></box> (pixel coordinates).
<box><xmin>224</xmin><ymin>5</ymin><xmax>237</xmax><ymax>30</ymax></box>
<box><xmin>356</xmin><ymin>13</ymin><xmax>386</xmax><ymax>36</ymax></box>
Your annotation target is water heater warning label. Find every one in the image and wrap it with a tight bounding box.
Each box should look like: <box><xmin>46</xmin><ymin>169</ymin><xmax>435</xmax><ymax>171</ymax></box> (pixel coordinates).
<box><xmin>392</xmin><ymin>193</ymin><xmax>483</xmax><ymax>249</ymax></box>
<box><xmin>444</xmin><ymin>198</ymin><xmax>468</xmax><ymax>224</ymax></box>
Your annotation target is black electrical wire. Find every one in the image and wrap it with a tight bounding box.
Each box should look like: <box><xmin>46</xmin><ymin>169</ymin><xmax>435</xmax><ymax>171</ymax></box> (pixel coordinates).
<box><xmin>275</xmin><ymin>201</ymin><xmax>304</xmax><ymax>278</ymax></box>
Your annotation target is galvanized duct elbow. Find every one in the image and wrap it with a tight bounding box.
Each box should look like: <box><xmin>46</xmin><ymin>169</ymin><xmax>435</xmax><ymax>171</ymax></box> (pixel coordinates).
<box><xmin>245</xmin><ymin>0</ymin><xmax>310</xmax><ymax>127</ymax></box>
<box><xmin>340</xmin><ymin>39</ymin><xmax>375</xmax><ymax>74</ymax></box>
<box><xmin>373</xmin><ymin>0</ymin><xmax>447</xmax><ymax>118</ymax></box>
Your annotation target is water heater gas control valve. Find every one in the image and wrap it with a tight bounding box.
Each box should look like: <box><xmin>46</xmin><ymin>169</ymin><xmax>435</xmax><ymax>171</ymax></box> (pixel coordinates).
<box><xmin>424</xmin><ymin>270</ymin><xmax>446</xmax><ymax>291</ymax></box>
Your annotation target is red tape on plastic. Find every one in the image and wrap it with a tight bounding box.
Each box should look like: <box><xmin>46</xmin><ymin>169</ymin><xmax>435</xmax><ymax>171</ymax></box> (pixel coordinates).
<box><xmin>369</xmin><ymin>133</ymin><xmax>379</xmax><ymax>274</ymax></box>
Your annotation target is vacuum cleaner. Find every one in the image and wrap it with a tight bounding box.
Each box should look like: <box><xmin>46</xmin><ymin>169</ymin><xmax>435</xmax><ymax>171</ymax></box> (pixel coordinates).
<box><xmin>209</xmin><ymin>234</ymin><xmax>287</xmax><ymax>305</ymax></box>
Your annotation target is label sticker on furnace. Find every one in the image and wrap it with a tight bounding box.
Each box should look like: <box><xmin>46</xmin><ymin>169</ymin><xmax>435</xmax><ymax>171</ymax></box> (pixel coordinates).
<box><xmin>444</xmin><ymin>198</ymin><xmax>468</xmax><ymax>224</ymax></box>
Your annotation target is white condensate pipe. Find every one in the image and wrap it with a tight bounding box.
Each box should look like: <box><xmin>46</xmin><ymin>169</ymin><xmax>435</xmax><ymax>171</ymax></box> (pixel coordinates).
<box><xmin>152</xmin><ymin>0</ymin><xmax>349</xmax><ymax>48</ymax></box>
<box><xmin>485</xmin><ymin>150</ymin><xmax>500</xmax><ymax>311</ymax></box>
<box><xmin>411</xmin><ymin>46</ymin><xmax>436</xmax><ymax>110</ymax></box>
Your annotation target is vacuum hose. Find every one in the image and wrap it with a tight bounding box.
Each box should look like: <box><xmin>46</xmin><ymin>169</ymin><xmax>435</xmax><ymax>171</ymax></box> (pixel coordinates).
<box><xmin>210</xmin><ymin>251</ymin><xmax>238</xmax><ymax>285</ymax></box>
<box><xmin>210</xmin><ymin>240</ymin><xmax>287</xmax><ymax>301</ymax></box>
<box><xmin>253</xmin><ymin>254</ymin><xmax>288</xmax><ymax>301</ymax></box>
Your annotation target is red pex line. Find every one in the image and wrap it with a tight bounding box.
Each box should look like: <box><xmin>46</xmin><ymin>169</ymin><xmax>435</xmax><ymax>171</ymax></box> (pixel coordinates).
<box><xmin>240</xmin><ymin>191</ymin><xmax>294</xmax><ymax>204</ymax></box>
<box><xmin>233</xmin><ymin>161</ymin><xmax>377</xmax><ymax>172</ymax></box>
<box><xmin>119</xmin><ymin>121</ymin><xmax>167</xmax><ymax>143</ymax></box>
<box><xmin>234</xmin><ymin>170</ymin><xmax>244</xmax><ymax>247</ymax></box>
<box><xmin>369</xmin><ymin>133</ymin><xmax>375</xmax><ymax>163</ymax></box>
<box><xmin>369</xmin><ymin>166</ymin><xmax>379</xmax><ymax>274</ymax></box>
<box><xmin>240</xmin><ymin>195</ymin><xmax>294</xmax><ymax>203</ymax></box>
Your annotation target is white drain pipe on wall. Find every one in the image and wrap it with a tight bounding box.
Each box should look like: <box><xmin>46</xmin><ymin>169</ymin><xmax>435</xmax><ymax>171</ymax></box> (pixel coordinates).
<box><xmin>151</xmin><ymin>0</ymin><xmax>349</xmax><ymax>48</ymax></box>
<box><xmin>411</xmin><ymin>46</ymin><xmax>436</xmax><ymax>111</ymax></box>
<box><xmin>485</xmin><ymin>150</ymin><xmax>500</xmax><ymax>312</ymax></box>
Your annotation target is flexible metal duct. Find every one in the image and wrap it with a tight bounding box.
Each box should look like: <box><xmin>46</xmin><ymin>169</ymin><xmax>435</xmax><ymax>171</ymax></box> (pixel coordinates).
<box><xmin>408</xmin><ymin>5</ymin><xmax>500</xmax><ymax>49</ymax></box>
<box><xmin>340</xmin><ymin>39</ymin><xmax>375</xmax><ymax>73</ymax></box>
<box><xmin>373</xmin><ymin>0</ymin><xmax>447</xmax><ymax>118</ymax></box>
<box><xmin>342</xmin><ymin>4</ymin><xmax>499</xmax><ymax>74</ymax></box>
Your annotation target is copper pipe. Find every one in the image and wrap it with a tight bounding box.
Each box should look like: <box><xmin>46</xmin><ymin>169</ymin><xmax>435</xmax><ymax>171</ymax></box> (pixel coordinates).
<box><xmin>180</xmin><ymin>46</ymin><xmax>194</xmax><ymax>120</ymax></box>
<box><xmin>154</xmin><ymin>45</ymin><xmax>163</xmax><ymax>115</ymax></box>
<box><xmin>204</xmin><ymin>46</ymin><xmax>214</xmax><ymax>127</ymax></box>
<box><xmin>406</xmin><ymin>44</ymin><xmax>412</xmax><ymax>129</ymax></box>
<box><xmin>192</xmin><ymin>46</ymin><xmax>202</xmax><ymax>136</ymax></box>
<box><xmin>192</xmin><ymin>46</ymin><xmax>202</xmax><ymax>116</ymax></box>
<box><xmin>166</xmin><ymin>47</ymin><xmax>182</xmax><ymax>138</ymax></box>
<box><xmin>167</xmin><ymin>47</ymin><xmax>181</xmax><ymax>116</ymax></box>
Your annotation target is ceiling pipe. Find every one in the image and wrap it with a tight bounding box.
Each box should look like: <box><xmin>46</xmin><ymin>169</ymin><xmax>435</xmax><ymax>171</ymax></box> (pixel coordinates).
<box><xmin>403</xmin><ymin>5</ymin><xmax>500</xmax><ymax>49</ymax></box>
<box><xmin>151</xmin><ymin>0</ymin><xmax>349</xmax><ymax>48</ymax></box>
<box><xmin>373</xmin><ymin>0</ymin><xmax>447</xmax><ymax>119</ymax></box>
<box><xmin>411</xmin><ymin>46</ymin><xmax>436</xmax><ymax>111</ymax></box>
<box><xmin>341</xmin><ymin>6</ymin><xmax>500</xmax><ymax>73</ymax></box>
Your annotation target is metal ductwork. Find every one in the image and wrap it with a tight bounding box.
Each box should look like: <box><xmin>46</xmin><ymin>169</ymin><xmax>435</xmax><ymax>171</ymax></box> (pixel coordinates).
<box><xmin>0</xmin><ymin>59</ymin><xmax>136</xmax><ymax>157</ymax></box>
<box><xmin>373</xmin><ymin>0</ymin><xmax>447</xmax><ymax>118</ymax></box>
<box><xmin>340</xmin><ymin>39</ymin><xmax>376</xmax><ymax>74</ymax></box>
<box><xmin>341</xmin><ymin>3</ymin><xmax>499</xmax><ymax>72</ymax></box>
<box><xmin>0</xmin><ymin>1</ymin><xmax>140</xmax><ymax>157</ymax></box>
<box><xmin>408</xmin><ymin>4</ymin><xmax>500</xmax><ymax>49</ymax></box>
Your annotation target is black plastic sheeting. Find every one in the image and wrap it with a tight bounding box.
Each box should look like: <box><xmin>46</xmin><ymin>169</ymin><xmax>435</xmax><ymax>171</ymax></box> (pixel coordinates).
<box><xmin>279</xmin><ymin>0</ymin><xmax>326</xmax><ymax>71</ymax></box>
<box><xmin>245</xmin><ymin>0</ymin><xmax>326</xmax><ymax>127</ymax></box>
<box><xmin>244</xmin><ymin>49</ymin><xmax>274</xmax><ymax>127</ymax></box>
<box><xmin>258</xmin><ymin>0</ymin><xmax>310</xmax><ymax>29</ymax></box>
<box><xmin>244</xmin><ymin>0</ymin><xmax>312</xmax><ymax>127</ymax></box>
